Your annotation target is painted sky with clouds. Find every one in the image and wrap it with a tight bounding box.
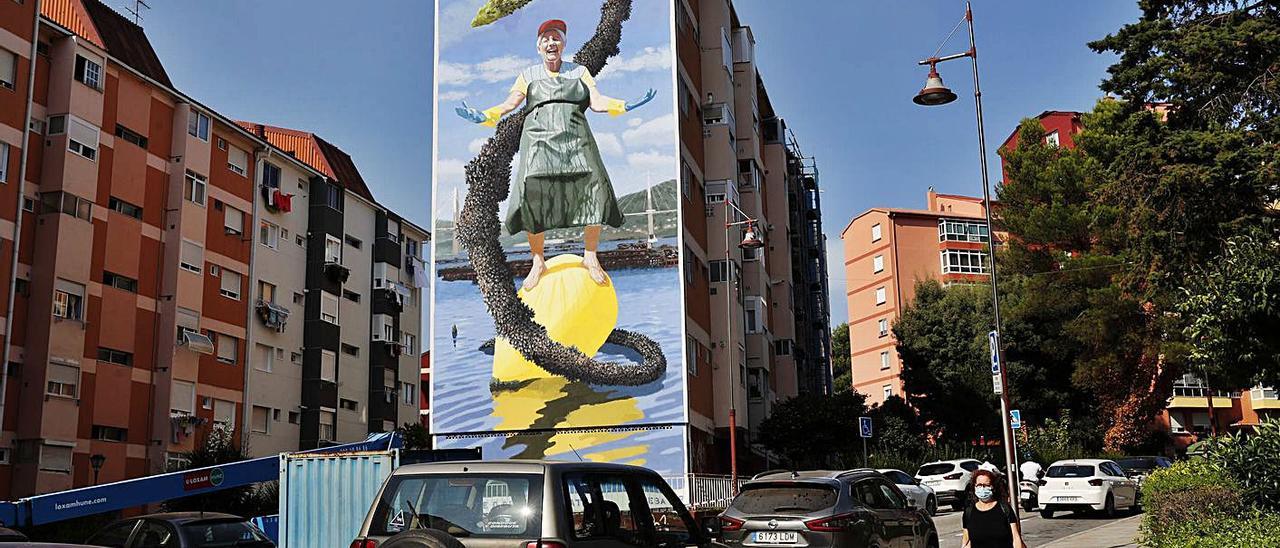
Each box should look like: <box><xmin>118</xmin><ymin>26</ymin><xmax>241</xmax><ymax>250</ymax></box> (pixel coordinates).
<box><xmin>433</xmin><ymin>0</ymin><xmax>676</xmax><ymax>227</ymax></box>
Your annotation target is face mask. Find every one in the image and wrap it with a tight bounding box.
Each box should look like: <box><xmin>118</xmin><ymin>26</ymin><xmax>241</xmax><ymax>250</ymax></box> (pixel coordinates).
<box><xmin>975</xmin><ymin>486</ymin><xmax>994</xmax><ymax>501</ymax></box>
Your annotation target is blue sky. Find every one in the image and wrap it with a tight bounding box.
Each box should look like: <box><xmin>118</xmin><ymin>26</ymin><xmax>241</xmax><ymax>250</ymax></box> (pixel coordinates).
<box><xmin>137</xmin><ymin>0</ymin><xmax>1141</xmax><ymax>329</ymax></box>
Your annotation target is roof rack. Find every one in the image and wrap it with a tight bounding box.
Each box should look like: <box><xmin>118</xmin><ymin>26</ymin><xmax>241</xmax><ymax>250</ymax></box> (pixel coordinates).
<box><xmin>834</xmin><ymin>468</ymin><xmax>878</xmax><ymax>479</ymax></box>
<box><xmin>752</xmin><ymin>469</ymin><xmax>796</xmax><ymax>480</ymax></box>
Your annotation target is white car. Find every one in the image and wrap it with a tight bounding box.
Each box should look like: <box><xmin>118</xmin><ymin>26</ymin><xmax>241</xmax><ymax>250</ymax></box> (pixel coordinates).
<box><xmin>1038</xmin><ymin>459</ymin><xmax>1140</xmax><ymax>518</ymax></box>
<box><xmin>879</xmin><ymin>468</ymin><xmax>938</xmax><ymax>515</ymax></box>
<box><xmin>914</xmin><ymin>458</ymin><xmax>981</xmax><ymax>511</ymax></box>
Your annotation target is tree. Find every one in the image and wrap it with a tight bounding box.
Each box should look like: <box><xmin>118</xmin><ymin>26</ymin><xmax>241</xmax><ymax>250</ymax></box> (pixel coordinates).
<box><xmin>401</xmin><ymin>421</ymin><xmax>433</xmax><ymax>450</ymax></box>
<box><xmin>758</xmin><ymin>390</ymin><xmax>868</xmax><ymax>469</ymax></box>
<box><xmin>831</xmin><ymin>323</ymin><xmax>852</xmax><ymax>392</ymax></box>
<box><xmin>164</xmin><ymin>429</ymin><xmax>276</xmax><ymax>516</ymax></box>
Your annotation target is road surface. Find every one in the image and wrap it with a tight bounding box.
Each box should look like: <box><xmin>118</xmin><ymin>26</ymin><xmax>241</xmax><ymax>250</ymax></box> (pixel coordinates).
<box><xmin>934</xmin><ymin>506</ymin><xmax>1141</xmax><ymax>547</ymax></box>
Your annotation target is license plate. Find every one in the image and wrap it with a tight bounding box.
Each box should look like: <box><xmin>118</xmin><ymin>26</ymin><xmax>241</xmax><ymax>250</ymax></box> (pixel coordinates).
<box><xmin>925</xmin><ymin>480</ymin><xmax>941</xmax><ymax>485</ymax></box>
<box><xmin>753</xmin><ymin>531</ymin><xmax>798</xmax><ymax>544</ymax></box>
<box><xmin>1020</xmin><ymin>492</ymin><xmax>1032</xmax><ymax>500</ymax></box>
<box><xmin>1056</xmin><ymin>496</ymin><xmax>1080</xmax><ymax>502</ymax></box>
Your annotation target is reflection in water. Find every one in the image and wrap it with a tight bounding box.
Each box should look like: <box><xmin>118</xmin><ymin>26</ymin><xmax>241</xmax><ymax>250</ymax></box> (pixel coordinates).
<box><xmin>493</xmin><ymin>377</ymin><xmax>646</xmax><ymax>465</ymax></box>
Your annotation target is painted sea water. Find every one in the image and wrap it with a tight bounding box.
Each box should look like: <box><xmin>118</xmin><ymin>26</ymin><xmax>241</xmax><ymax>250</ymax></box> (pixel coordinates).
<box><xmin>431</xmin><ymin>246</ymin><xmax>687</xmax><ymax>476</ymax></box>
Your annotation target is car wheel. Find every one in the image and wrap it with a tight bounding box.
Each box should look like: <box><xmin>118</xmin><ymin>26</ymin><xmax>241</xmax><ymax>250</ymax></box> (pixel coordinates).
<box><xmin>380</xmin><ymin>529</ymin><xmax>466</xmax><ymax>548</ymax></box>
<box><xmin>1040</xmin><ymin>509</ymin><xmax>1055</xmax><ymax>519</ymax></box>
<box><xmin>926</xmin><ymin>495</ymin><xmax>937</xmax><ymax>516</ymax></box>
<box><xmin>1103</xmin><ymin>493</ymin><xmax>1117</xmax><ymax>518</ymax></box>
<box><xmin>926</xmin><ymin>534</ymin><xmax>939</xmax><ymax>548</ymax></box>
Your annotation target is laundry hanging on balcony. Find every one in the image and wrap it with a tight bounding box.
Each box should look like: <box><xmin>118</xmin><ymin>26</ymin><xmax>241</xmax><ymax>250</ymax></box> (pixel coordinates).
<box><xmin>410</xmin><ymin>257</ymin><xmax>428</xmax><ymax>289</ymax></box>
<box><xmin>256</xmin><ymin>301</ymin><xmax>291</xmax><ymax>332</ymax></box>
<box><xmin>262</xmin><ymin>186</ymin><xmax>294</xmax><ymax>213</ymax></box>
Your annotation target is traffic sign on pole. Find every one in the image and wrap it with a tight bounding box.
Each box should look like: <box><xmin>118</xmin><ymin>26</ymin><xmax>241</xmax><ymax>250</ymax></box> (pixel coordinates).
<box><xmin>989</xmin><ymin>330</ymin><xmax>1004</xmax><ymax>394</ymax></box>
<box><xmin>859</xmin><ymin>417</ymin><xmax>873</xmax><ymax>438</ymax></box>
<box><xmin>1010</xmin><ymin>409</ymin><xmax>1022</xmax><ymax>430</ymax></box>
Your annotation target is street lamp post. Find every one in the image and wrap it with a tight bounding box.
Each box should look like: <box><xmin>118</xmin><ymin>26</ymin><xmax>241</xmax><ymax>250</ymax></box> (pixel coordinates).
<box><xmin>89</xmin><ymin>453</ymin><xmax>106</xmax><ymax>485</ymax></box>
<box><xmin>913</xmin><ymin>2</ymin><xmax>1021</xmax><ymax>516</ymax></box>
<box><xmin>724</xmin><ymin>198</ymin><xmax>765</xmax><ymax>496</ymax></box>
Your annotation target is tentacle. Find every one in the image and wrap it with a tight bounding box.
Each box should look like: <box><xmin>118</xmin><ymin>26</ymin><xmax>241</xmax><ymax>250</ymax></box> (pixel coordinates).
<box><xmin>456</xmin><ymin>0</ymin><xmax>666</xmax><ymax>387</ymax></box>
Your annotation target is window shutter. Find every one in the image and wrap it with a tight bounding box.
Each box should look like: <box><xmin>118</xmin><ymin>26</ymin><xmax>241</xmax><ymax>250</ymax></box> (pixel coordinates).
<box><xmin>180</xmin><ymin>240</ymin><xmax>203</xmax><ymax>270</ymax></box>
<box><xmin>48</xmin><ymin>363</ymin><xmax>80</xmax><ymax>386</ymax></box>
<box><xmin>228</xmin><ymin>147</ymin><xmax>248</xmax><ymax>172</ymax></box>
<box><xmin>68</xmin><ymin>118</ymin><xmax>98</xmax><ymax>147</ymax></box>
<box><xmin>170</xmin><ymin>380</ymin><xmax>195</xmax><ymax>414</ymax></box>
<box><xmin>0</xmin><ymin>50</ymin><xmax>16</xmax><ymax>84</ymax></box>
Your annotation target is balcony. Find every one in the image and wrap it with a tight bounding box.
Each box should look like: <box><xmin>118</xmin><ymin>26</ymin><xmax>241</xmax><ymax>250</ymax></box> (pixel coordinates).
<box><xmin>1168</xmin><ymin>385</ymin><xmax>1237</xmax><ymax>409</ymax></box>
<box><xmin>323</xmin><ymin>261</ymin><xmax>350</xmax><ymax>284</ymax></box>
<box><xmin>256</xmin><ymin>300</ymin><xmax>290</xmax><ymax>332</ymax></box>
<box><xmin>1251</xmin><ymin>387</ymin><xmax>1280</xmax><ymax>410</ymax></box>
<box><xmin>703</xmin><ymin>102</ymin><xmax>734</xmax><ymax>128</ymax></box>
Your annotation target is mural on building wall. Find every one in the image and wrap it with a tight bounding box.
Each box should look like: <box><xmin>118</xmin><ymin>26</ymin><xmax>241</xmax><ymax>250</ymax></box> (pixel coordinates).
<box><xmin>431</xmin><ymin>0</ymin><xmax>685</xmax><ymax>476</ymax></box>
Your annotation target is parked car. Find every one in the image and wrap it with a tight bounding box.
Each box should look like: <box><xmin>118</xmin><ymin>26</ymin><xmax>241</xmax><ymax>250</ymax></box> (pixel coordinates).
<box><xmin>914</xmin><ymin>459</ymin><xmax>981</xmax><ymax>512</ymax></box>
<box><xmin>877</xmin><ymin>468</ymin><xmax>937</xmax><ymax>516</ymax></box>
<box><xmin>714</xmin><ymin>469</ymin><xmax>938</xmax><ymax>548</ymax></box>
<box><xmin>1038</xmin><ymin>459</ymin><xmax>1140</xmax><ymax>519</ymax></box>
<box><xmin>1115</xmin><ymin>456</ymin><xmax>1173</xmax><ymax>486</ymax></box>
<box><xmin>351</xmin><ymin>460</ymin><xmax>719</xmax><ymax>547</ymax></box>
<box><xmin>84</xmin><ymin>512</ymin><xmax>274</xmax><ymax>547</ymax></box>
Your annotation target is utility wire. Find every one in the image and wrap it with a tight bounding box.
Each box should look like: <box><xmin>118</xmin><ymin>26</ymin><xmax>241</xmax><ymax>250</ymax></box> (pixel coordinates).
<box><xmin>932</xmin><ymin>14</ymin><xmax>968</xmax><ymax>59</ymax></box>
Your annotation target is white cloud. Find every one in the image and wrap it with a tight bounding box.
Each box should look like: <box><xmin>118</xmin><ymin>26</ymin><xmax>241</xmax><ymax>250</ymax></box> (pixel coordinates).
<box><xmin>627</xmin><ymin>118</ymin><xmax>644</xmax><ymax>128</ymax></box>
<box><xmin>436</xmin><ymin>158</ymin><xmax>468</xmax><ymax>185</ymax></box>
<box><xmin>594</xmin><ymin>132</ymin><xmax>623</xmax><ymax>156</ymax></box>
<box><xmin>621</xmin><ymin>113</ymin><xmax>675</xmax><ymax>150</ymax></box>
<box><xmin>626</xmin><ymin>150</ymin><xmax>677</xmax><ymax>174</ymax></box>
<box><xmin>468</xmin><ymin>138</ymin><xmax>489</xmax><ymax>154</ymax></box>
<box><xmin>438</xmin><ymin>0</ymin><xmax>486</xmax><ymax>48</ymax></box>
<box><xmin>439</xmin><ymin>90</ymin><xmax>470</xmax><ymax>102</ymax></box>
<box><xmin>439</xmin><ymin>55</ymin><xmax>533</xmax><ymax>87</ymax></box>
<box><xmin>597</xmin><ymin>46</ymin><xmax>672</xmax><ymax>80</ymax></box>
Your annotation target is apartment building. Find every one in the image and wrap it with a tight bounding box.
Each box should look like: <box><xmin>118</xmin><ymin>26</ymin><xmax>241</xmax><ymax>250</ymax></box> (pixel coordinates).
<box><xmin>0</xmin><ymin>0</ymin><xmax>425</xmax><ymax>498</ymax></box>
<box><xmin>676</xmin><ymin>0</ymin><xmax>832</xmax><ymax>474</ymax></box>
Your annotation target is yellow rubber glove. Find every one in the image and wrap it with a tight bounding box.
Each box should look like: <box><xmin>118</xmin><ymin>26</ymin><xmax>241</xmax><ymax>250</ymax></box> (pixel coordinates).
<box><xmin>482</xmin><ymin>106</ymin><xmax>504</xmax><ymax>128</ymax></box>
<box><xmin>607</xmin><ymin>98</ymin><xmax>627</xmax><ymax>117</ymax></box>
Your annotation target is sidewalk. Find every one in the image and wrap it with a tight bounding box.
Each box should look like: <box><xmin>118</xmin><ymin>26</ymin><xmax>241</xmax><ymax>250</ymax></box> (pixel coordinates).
<box><xmin>1041</xmin><ymin>514</ymin><xmax>1142</xmax><ymax>547</ymax></box>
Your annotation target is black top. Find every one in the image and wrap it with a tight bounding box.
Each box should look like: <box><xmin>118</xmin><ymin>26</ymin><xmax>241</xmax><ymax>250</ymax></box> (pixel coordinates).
<box><xmin>963</xmin><ymin>501</ymin><xmax>1016</xmax><ymax>548</ymax></box>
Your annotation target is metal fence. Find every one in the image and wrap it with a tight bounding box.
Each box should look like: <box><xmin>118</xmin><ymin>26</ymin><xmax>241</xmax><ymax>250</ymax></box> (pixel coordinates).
<box><xmin>664</xmin><ymin>474</ymin><xmax>746</xmax><ymax>512</ymax></box>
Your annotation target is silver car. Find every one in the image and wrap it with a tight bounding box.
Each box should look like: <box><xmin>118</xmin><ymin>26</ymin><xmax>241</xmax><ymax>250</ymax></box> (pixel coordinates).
<box><xmin>714</xmin><ymin>469</ymin><xmax>938</xmax><ymax>548</ymax></box>
<box><xmin>877</xmin><ymin>469</ymin><xmax>937</xmax><ymax>516</ymax></box>
<box><xmin>352</xmin><ymin>460</ymin><xmax>720</xmax><ymax>547</ymax></box>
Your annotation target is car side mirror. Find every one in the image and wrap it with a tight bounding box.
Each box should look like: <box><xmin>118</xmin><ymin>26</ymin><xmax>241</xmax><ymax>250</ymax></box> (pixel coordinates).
<box><xmin>905</xmin><ymin>497</ymin><xmax>917</xmax><ymax>508</ymax></box>
<box><xmin>701</xmin><ymin>516</ymin><xmax>722</xmax><ymax>537</ymax></box>
<box><xmin>914</xmin><ymin>478</ymin><xmax>921</xmax><ymax>485</ymax></box>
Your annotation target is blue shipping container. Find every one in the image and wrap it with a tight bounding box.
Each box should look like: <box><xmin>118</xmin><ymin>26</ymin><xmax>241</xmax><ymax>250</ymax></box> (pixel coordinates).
<box><xmin>278</xmin><ymin>450</ymin><xmax>398</xmax><ymax>548</ymax></box>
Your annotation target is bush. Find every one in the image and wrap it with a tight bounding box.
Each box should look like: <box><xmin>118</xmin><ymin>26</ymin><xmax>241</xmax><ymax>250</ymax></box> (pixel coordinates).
<box><xmin>1143</xmin><ymin>508</ymin><xmax>1280</xmax><ymax>548</ymax></box>
<box><xmin>1139</xmin><ymin>460</ymin><xmax>1264</xmax><ymax>547</ymax></box>
<box><xmin>1197</xmin><ymin>418</ymin><xmax>1280</xmax><ymax>510</ymax></box>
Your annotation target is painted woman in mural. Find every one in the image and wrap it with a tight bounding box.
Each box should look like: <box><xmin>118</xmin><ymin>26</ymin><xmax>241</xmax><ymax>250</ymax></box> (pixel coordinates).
<box><xmin>455</xmin><ymin>18</ymin><xmax>655</xmax><ymax>290</ymax></box>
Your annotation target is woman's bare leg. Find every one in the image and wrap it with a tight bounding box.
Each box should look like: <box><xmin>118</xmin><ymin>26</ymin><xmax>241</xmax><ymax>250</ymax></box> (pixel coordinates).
<box><xmin>582</xmin><ymin>225</ymin><xmax>607</xmax><ymax>285</ymax></box>
<box><xmin>522</xmin><ymin>231</ymin><xmax>548</xmax><ymax>291</ymax></box>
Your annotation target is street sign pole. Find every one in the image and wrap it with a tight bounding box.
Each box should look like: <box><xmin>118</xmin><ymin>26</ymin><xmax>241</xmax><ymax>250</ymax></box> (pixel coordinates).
<box><xmin>862</xmin><ymin>436</ymin><xmax>867</xmax><ymax>468</ymax></box>
<box><xmin>989</xmin><ymin>330</ymin><xmax>1019</xmax><ymax>514</ymax></box>
<box><xmin>859</xmin><ymin>416</ymin><xmax>872</xmax><ymax>468</ymax></box>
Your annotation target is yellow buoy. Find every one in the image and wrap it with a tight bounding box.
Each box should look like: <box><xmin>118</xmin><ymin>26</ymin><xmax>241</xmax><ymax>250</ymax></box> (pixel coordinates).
<box><xmin>492</xmin><ymin>254</ymin><xmax>618</xmax><ymax>384</ymax></box>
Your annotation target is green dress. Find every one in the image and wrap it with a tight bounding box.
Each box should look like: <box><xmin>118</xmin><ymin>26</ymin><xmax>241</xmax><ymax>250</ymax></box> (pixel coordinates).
<box><xmin>505</xmin><ymin>63</ymin><xmax>624</xmax><ymax>235</ymax></box>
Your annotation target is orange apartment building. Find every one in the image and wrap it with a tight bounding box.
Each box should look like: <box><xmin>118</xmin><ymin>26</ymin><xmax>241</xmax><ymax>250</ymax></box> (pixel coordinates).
<box><xmin>676</xmin><ymin>0</ymin><xmax>832</xmax><ymax>473</ymax></box>
<box><xmin>841</xmin><ymin>109</ymin><xmax>1278</xmax><ymax>447</ymax></box>
<box><xmin>0</xmin><ymin>0</ymin><xmax>426</xmax><ymax>498</ymax></box>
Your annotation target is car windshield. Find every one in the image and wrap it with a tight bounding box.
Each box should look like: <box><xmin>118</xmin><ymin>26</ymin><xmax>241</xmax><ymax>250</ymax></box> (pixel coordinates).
<box><xmin>1116</xmin><ymin>458</ymin><xmax>1157</xmax><ymax>471</ymax></box>
<box><xmin>730</xmin><ymin>484</ymin><xmax>838</xmax><ymax>515</ymax></box>
<box><xmin>1047</xmin><ymin>465</ymin><xmax>1096</xmax><ymax>478</ymax></box>
<box><xmin>180</xmin><ymin>520</ymin><xmax>272</xmax><ymax>547</ymax></box>
<box><xmin>917</xmin><ymin>463</ymin><xmax>954</xmax><ymax>477</ymax></box>
<box><xmin>369</xmin><ymin>474</ymin><xmax>542</xmax><ymax>538</ymax></box>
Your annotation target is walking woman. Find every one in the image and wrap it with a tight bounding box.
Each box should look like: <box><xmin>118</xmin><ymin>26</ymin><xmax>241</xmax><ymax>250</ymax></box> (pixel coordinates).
<box><xmin>961</xmin><ymin>469</ymin><xmax>1027</xmax><ymax>548</ymax></box>
<box><xmin>455</xmin><ymin>18</ymin><xmax>656</xmax><ymax>290</ymax></box>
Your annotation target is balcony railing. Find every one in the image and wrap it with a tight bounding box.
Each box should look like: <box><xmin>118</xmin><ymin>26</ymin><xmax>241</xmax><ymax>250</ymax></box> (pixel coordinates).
<box><xmin>664</xmin><ymin>474</ymin><xmax>748</xmax><ymax>511</ymax></box>
<box><xmin>1172</xmin><ymin>386</ymin><xmax>1238</xmax><ymax>398</ymax></box>
<box><xmin>1251</xmin><ymin>387</ymin><xmax>1279</xmax><ymax>400</ymax></box>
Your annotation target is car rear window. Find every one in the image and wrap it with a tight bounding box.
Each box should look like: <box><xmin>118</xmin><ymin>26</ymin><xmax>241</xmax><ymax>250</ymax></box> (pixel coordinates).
<box><xmin>180</xmin><ymin>520</ymin><xmax>272</xmax><ymax>547</ymax></box>
<box><xmin>730</xmin><ymin>484</ymin><xmax>838</xmax><ymax>515</ymax></box>
<box><xmin>369</xmin><ymin>474</ymin><xmax>542</xmax><ymax>538</ymax></box>
<box><xmin>917</xmin><ymin>463</ymin><xmax>955</xmax><ymax>476</ymax></box>
<box><xmin>1117</xmin><ymin>458</ymin><xmax>1156</xmax><ymax>471</ymax></box>
<box><xmin>1047</xmin><ymin>465</ymin><xmax>1096</xmax><ymax>478</ymax></box>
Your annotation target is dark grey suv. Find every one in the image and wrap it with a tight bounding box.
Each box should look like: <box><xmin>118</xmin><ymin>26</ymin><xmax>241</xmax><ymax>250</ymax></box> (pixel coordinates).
<box><xmin>713</xmin><ymin>469</ymin><xmax>938</xmax><ymax>548</ymax></box>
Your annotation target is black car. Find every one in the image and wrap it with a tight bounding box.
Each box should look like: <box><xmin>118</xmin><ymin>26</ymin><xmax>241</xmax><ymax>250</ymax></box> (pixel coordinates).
<box><xmin>1115</xmin><ymin>456</ymin><xmax>1173</xmax><ymax>484</ymax></box>
<box><xmin>84</xmin><ymin>513</ymin><xmax>273</xmax><ymax>548</ymax></box>
<box><xmin>714</xmin><ymin>469</ymin><xmax>938</xmax><ymax>548</ymax></box>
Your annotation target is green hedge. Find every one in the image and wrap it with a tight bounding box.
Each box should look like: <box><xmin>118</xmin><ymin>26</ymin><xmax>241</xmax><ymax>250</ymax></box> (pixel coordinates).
<box><xmin>1140</xmin><ymin>459</ymin><xmax>1280</xmax><ymax>547</ymax></box>
<box><xmin>1143</xmin><ymin>508</ymin><xmax>1280</xmax><ymax>548</ymax></box>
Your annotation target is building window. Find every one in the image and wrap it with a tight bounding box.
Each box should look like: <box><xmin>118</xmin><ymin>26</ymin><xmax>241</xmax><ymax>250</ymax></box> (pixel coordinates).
<box><xmin>342</xmin><ymin>289</ymin><xmax>360</xmax><ymax>303</ymax></box>
<box><xmin>224</xmin><ymin>206</ymin><xmax>243</xmax><ymax>235</ymax></box>
<box><xmin>883</xmin><ymin>384</ymin><xmax>893</xmax><ymax>401</ymax></box>
<box><xmin>403</xmin><ymin>333</ymin><xmax>417</xmax><ymax>354</ymax></box>
<box><xmin>344</xmin><ymin>234</ymin><xmax>362</xmax><ymax>249</ymax></box>
<box><xmin>1045</xmin><ymin>130</ymin><xmax>1060</xmax><ymax>148</ymax></box>
<box><xmin>325</xmin><ymin>235</ymin><xmax>342</xmax><ymax>263</ymax></box>
<box><xmin>685</xmin><ymin>336</ymin><xmax>699</xmax><ymax>376</ymax></box>
<box><xmin>873</xmin><ymin>255</ymin><xmax>884</xmax><ymax>274</ymax></box>
<box><xmin>405</xmin><ymin>238</ymin><xmax>420</xmax><ymax>258</ymax></box>
<box><xmin>251</xmin><ymin>406</ymin><xmax>270</xmax><ymax>434</ymax></box>
<box><xmin>108</xmin><ymin>197</ymin><xmax>143</xmax><ymax>219</ymax></box>
<box><xmin>68</xmin><ymin>117</ymin><xmax>99</xmax><ymax>160</ymax></box>
<box><xmin>40</xmin><ymin>444</ymin><xmax>73</xmax><ymax>473</ymax></box>
<box><xmin>324</xmin><ymin>185</ymin><xmax>341</xmax><ymax>211</ymax></box>
<box><xmin>0</xmin><ymin>49</ymin><xmax>15</xmax><ymax>90</ymax></box>
<box><xmin>878</xmin><ymin>318</ymin><xmax>889</xmax><ymax>338</ymax></box>
<box><xmin>39</xmin><ymin>191</ymin><xmax>93</xmax><ymax>220</ymax></box>
<box><xmin>709</xmin><ymin>259</ymin><xmax>737</xmax><ymax>283</ymax></box>
<box><xmin>940</xmin><ymin>249</ymin><xmax>990</xmax><ymax>274</ymax></box>
<box><xmin>103</xmin><ymin>271</ymin><xmax>138</xmax><ymax>293</ymax></box>
<box><xmin>875</xmin><ymin>287</ymin><xmax>887</xmax><ymax>306</ymax></box>
<box><xmin>401</xmin><ymin>382</ymin><xmax>416</xmax><ymax>406</ymax></box>
<box><xmin>46</xmin><ymin>363</ymin><xmax>79</xmax><ymax>398</ymax></box>
<box><xmin>288</xmin><ymin>411</ymin><xmax>300</xmax><ymax>424</ymax></box>
<box><xmin>744</xmin><ymin>298</ymin><xmax>764</xmax><ymax>334</ymax></box>
<box><xmin>219</xmin><ymin>269</ymin><xmax>241</xmax><ymax>300</ymax></box>
<box><xmin>227</xmin><ymin>146</ymin><xmax>248</xmax><ymax>176</ymax></box>
<box><xmin>184</xmin><ymin>170</ymin><xmax>207</xmax><ymax>206</ymax></box>
<box><xmin>169</xmin><ymin>380</ymin><xmax>194</xmax><ymax>416</ymax></box>
<box><xmin>213</xmin><ymin>399</ymin><xmax>235</xmax><ymax>430</ymax></box>
<box><xmin>871</xmin><ymin>223</ymin><xmax>882</xmax><ymax>242</ymax></box>
<box><xmin>258</xmin><ymin>280</ymin><xmax>276</xmax><ymax>304</ymax></box>
<box><xmin>341</xmin><ymin>343</ymin><xmax>359</xmax><ymax>357</ymax></box>
<box><xmin>46</xmin><ymin>114</ymin><xmax>66</xmax><ymax>135</ymax></box>
<box><xmin>188</xmin><ymin>110</ymin><xmax>210</xmax><ymax>141</ymax></box>
<box><xmin>318</xmin><ymin>411</ymin><xmax>335</xmax><ymax>442</ymax></box>
<box><xmin>114</xmin><ymin>124</ymin><xmax>148</xmax><ymax>149</ymax></box>
<box><xmin>91</xmin><ymin>425</ymin><xmax>127</xmax><ymax>442</ymax></box>
<box><xmin>97</xmin><ymin>347</ymin><xmax>133</xmax><ymax>366</ymax></box>
<box><xmin>254</xmin><ymin>343</ymin><xmax>273</xmax><ymax>373</ymax></box>
<box><xmin>320</xmin><ymin>350</ymin><xmax>336</xmax><ymax>382</ymax></box>
<box><xmin>938</xmin><ymin>219</ymin><xmax>990</xmax><ymax>243</ymax></box>
<box><xmin>53</xmin><ymin>280</ymin><xmax>85</xmax><ymax>321</ymax></box>
<box><xmin>0</xmin><ymin>141</ymin><xmax>9</xmax><ymax>183</ymax></box>
<box><xmin>340</xmin><ymin>398</ymin><xmax>358</xmax><ymax>411</ymax></box>
<box><xmin>320</xmin><ymin>292</ymin><xmax>339</xmax><ymax>324</ymax></box>
<box><xmin>291</xmin><ymin>352</ymin><xmax>302</xmax><ymax>364</ymax></box>
<box><xmin>880</xmin><ymin>351</ymin><xmax>890</xmax><ymax>370</ymax></box>
<box><xmin>261</xmin><ymin>162</ymin><xmax>281</xmax><ymax>189</ymax></box>
<box><xmin>774</xmin><ymin>339</ymin><xmax>793</xmax><ymax>356</ymax></box>
<box><xmin>259</xmin><ymin>221</ymin><xmax>280</xmax><ymax>249</ymax></box>
<box><xmin>179</xmin><ymin>240</ymin><xmax>203</xmax><ymax>274</ymax></box>
<box><xmin>215</xmin><ymin>333</ymin><xmax>238</xmax><ymax>365</ymax></box>
<box><xmin>373</xmin><ymin>314</ymin><xmax>396</xmax><ymax>342</ymax></box>
<box><xmin>73</xmin><ymin>54</ymin><xmax>103</xmax><ymax>90</ymax></box>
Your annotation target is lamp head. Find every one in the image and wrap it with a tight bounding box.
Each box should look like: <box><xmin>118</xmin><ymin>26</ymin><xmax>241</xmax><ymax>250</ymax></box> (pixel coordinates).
<box><xmin>914</xmin><ymin>63</ymin><xmax>957</xmax><ymax>106</ymax></box>
<box><xmin>739</xmin><ymin>221</ymin><xmax>764</xmax><ymax>250</ymax></box>
<box><xmin>89</xmin><ymin>453</ymin><xmax>106</xmax><ymax>470</ymax></box>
